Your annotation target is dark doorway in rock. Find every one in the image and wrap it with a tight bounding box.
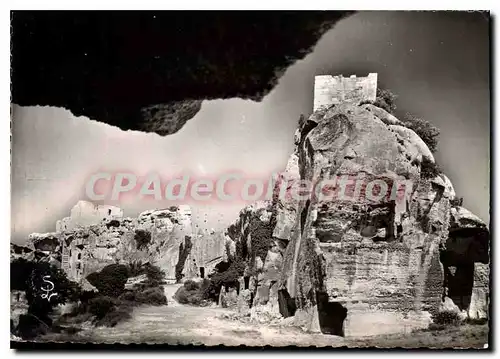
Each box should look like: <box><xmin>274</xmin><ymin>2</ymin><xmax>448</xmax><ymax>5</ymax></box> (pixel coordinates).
<box><xmin>199</xmin><ymin>267</ymin><xmax>205</xmax><ymax>279</ymax></box>
<box><xmin>446</xmin><ymin>262</ymin><xmax>474</xmax><ymax>310</ymax></box>
<box><xmin>278</xmin><ymin>289</ymin><xmax>297</xmax><ymax>318</ymax></box>
<box><xmin>300</xmin><ymin>200</ymin><xmax>311</xmax><ymax>235</ymax></box>
<box><xmin>316</xmin><ymin>291</ymin><xmax>347</xmax><ymax>336</ymax></box>
<box><xmin>397</xmin><ymin>224</ymin><xmax>403</xmax><ymax>237</ymax></box>
<box><xmin>244</xmin><ymin>276</ymin><xmax>250</xmax><ymax>290</ymax></box>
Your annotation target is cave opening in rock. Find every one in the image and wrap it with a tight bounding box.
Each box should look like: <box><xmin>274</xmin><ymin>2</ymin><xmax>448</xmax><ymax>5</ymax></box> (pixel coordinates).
<box><xmin>316</xmin><ymin>291</ymin><xmax>347</xmax><ymax>336</ymax></box>
<box><xmin>199</xmin><ymin>267</ymin><xmax>205</xmax><ymax>279</ymax></box>
<box><xmin>244</xmin><ymin>276</ymin><xmax>250</xmax><ymax>290</ymax></box>
<box><xmin>446</xmin><ymin>262</ymin><xmax>474</xmax><ymax>310</ymax></box>
<box><xmin>278</xmin><ymin>289</ymin><xmax>297</xmax><ymax>318</ymax></box>
<box><xmin>300</xmin><ymin>200</ymin><xmax>311</xmax><ymax>235</ymax></box>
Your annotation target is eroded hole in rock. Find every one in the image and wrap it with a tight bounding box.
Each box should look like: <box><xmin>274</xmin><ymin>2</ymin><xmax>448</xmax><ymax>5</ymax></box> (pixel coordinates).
<box><xmin>278</xmin><ymin>289</ymin><xmax>297</xmax><ymax>318</ymax></box>
<box><xmin>300</xmin><ymin>200</ymin><xmax>311</xmax><ymax>236</ymax></box>
<box><xmin>199</xmin><ymin>267</ymin><xmax>205</xmax><ymax>279</ymax></box>
<box><xmin>446</xmin><ymin>262</ymin><xmax>474</xmax><ymax>311</ymax></box>
<box><xmin>316</xmin><ymin>291</ymin><xmax>347</xmax><ymax>337</ymax></box>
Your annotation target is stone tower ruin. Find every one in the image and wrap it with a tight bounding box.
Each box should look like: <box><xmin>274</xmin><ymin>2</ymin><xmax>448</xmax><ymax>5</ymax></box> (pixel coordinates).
<box><xmin>313</xmin><ymin>73</ymin><xmax>378</xmax><ymax>111</ymax></box>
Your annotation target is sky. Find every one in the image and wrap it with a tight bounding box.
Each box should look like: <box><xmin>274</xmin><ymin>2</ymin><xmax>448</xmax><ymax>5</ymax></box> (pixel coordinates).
<box><xmin>11</xmin><ymin>11</ymin><xmax>490</xmax><ymax>244</ymax></box>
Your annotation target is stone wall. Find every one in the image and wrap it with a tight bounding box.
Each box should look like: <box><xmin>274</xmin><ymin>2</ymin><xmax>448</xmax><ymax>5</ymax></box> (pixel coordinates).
<box><xmin>56</xmin><ymin>200</ymin><xmax>124</xmax><ymax>232</ymax></box>
<box><xmin>313</xmin><ymin>73</ymin><xmax>377</xmax><ymax>111</ymax></box>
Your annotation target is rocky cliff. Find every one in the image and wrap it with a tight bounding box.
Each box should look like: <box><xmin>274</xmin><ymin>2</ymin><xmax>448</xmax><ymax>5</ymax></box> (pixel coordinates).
<box><xmin>23</xmin><ymin>202</ymin><xmax>227</xmax><ymax>287</ymax></box>
<box><xmin>228</xmin><ymin>102</ymin><xmax>489</xmax><ymax>337</ymax></box>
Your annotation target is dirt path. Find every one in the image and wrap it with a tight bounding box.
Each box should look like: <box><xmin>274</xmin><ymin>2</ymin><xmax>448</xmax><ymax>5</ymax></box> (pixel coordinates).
<box><xmin>46</xmin><ymin>284</ymin><xmax>346</xmax><ymax>347</ymax></box>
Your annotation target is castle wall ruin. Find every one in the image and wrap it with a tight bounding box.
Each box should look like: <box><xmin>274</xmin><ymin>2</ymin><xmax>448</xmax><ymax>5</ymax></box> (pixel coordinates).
<box><xmin>313</xmin><ymin>73</ymin><xmax>377</xmax><ymax>111</ymax></box>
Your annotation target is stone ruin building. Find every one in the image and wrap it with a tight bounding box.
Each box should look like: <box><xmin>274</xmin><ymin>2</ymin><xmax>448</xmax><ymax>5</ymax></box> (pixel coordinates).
<box><xmin>313</xmin><ymin>73</ymin><xmax>378</xmax><ymax>111</ymax></box>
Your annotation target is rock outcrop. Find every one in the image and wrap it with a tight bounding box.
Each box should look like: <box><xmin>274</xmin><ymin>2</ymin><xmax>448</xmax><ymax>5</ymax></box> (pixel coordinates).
<box><xmin>22</xmin><ymin>202</ymin><xmax>227</xmax><ymax>286</ymax></box>
<box><xmin>227</xmin><ymin>101</ymin><xmax>489</xmax><ymax>337</ymax></box>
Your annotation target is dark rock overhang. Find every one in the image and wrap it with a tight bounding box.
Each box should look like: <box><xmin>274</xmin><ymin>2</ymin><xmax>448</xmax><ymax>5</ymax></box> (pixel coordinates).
<box><xmin>11</xmin><ymin>11</ymin><xmax>355</xmax><ymax>136</ymax></box>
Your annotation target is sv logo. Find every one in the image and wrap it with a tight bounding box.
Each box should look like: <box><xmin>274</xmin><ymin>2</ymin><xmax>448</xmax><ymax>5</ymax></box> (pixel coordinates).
<box><xmin>40</xmin><ymin>275</ymin><xmax>58</xmax><ymax>302</ymax></box>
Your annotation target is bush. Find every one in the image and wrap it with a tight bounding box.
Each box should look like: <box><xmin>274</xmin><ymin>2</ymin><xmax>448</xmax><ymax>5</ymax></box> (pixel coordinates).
<box><xmin>86</xmin><ymin>264</ymin><xmax>129</xmax><ymax>297</ymax></box>
<box><xmin>174</xmin><ymin>281</ymin><xmax>209</xmax><ymax>306</ymax></box>
<box><xmin>95</xmin><ymin>307</ymin><xmax>132</xmax><ymax>327</ymax></box>
<box><xmin>465</xmin><ymin>317</ymin><xmax>488</xmax><ymax>325</ymax></box>
<box><xmin>88</xmin><ymin>296</ymin><xmax>116</xmax><ymax>319</ymax></box>
<box><xmin>426</xmin><ymin>322</ymin><xmax>447</xmax><ymax>331</ymax></box>
<box><xmin>360</xmin><ymin>88</ymin><xmax>397</xmax><ymax>115</ymax></box>
<box><xmin>79</xmin><ymin>290</ymin><xmax>98</xmax><ymax>304</ymax></box>
<box><xmin>450</xmin><ymin>197</ymin><xmax>464</xmax><ymax>207</ymax></box>
<box><xmin>16</xmin><ymin>313</ymin><xmax>50</xmax><ymax>340</ymax></box>
<box><xmin>401</xmin><ymin>114</ymin><xmax>440</xmax><ymax>153</ymax></box>
<box><xmin>134</xmin><ymin>229</ymin><xmax>151</xmax><ymax>250</ymax></box>
<box><xmin>118</xmin><ymin>291</ymin><xmax>137</xmax><ymax>302</ymax></box>
<box><xmin>10</xmin><ymin>258</ymin><xmax>81</xmax><ymax>339</ymax></box>
<box><xmin>203</xmin><ymin>260</ymin><xmax>245</xmax><ymax>302</ymax></box>
<box><xmin>432</xmin><ymin>310</ymin><xmax>461</xmax><ymax>326</ymax></box>
<box><xmin>250</xmin><ymin>217</ymin><xmax>273</xmax><ymax>262</ymax></box>
<box><xmin>183</xmin><ymin>280</ymin><xmax>199</xmax><ymax>291</ymax></box>
<box><xmin>118</xmin><ymin>286</ymin><xmax>167</xmax><ymax>306</ymax></box>
<box><xmin>143</xmin><ymin>263</ymin><xmax>166</xmax><ymax>287</ymax></box>
<box><xmin>420</xmin><ymin>157</ymin><xmax>441</xmax><ymax>180</ymax></box>
<box><xmin>137</xmin><ymin>287</ymin><xmax>168</xmax><ymax>305</ymax></box>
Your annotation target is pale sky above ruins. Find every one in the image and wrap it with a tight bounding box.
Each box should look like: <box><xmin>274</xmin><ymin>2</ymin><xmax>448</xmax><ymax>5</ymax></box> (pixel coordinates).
<box><xmin>11</xmin><ymin>11</ymin><xmax>490</xmax><ymax>243</ymax></box>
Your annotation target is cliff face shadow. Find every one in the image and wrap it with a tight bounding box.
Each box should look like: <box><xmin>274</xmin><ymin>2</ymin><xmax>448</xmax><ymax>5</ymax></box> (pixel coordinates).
<box><xmin>278</xmin><ymin>289</ymin><xmax>297</xmax><ymax>318</ymax></box>
<box><xmin>316</xmin><ymin>291</ymin><xmax>347</xmax><ymax>336</ymax></box>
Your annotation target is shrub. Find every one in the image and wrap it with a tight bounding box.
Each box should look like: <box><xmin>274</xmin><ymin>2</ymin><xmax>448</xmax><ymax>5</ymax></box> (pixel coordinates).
<box><xmin>426</xmin><ymin>322</ymin><xmax>447</xmax><ymax>331</ymax></box>
<box><xmin>88</xmin><ymin>296</ymin><xmax>116</xmax><ymax>319</ymax></box>
<box><xmin>420</xmin><ymin>157</ymin><xmax>441</xmax><ymax>180</ymax></box>
<box><xmin>401</xmin><ymin>114</ymin><xmax>440</xmax><ymax>153</ymax></box>
<box><xmin>10</xmin><ymin>258</ymin><xmax>81</xmax><ymax>339</ymax></box>
<box><xmin>203</xmin><ymin>260</ymin><xmax>245</xmax><ymax>302</ymax></box>
<box><xmin>465</xmin><ymin>317</ymin><xmax>488</xmax><ymax>325</ymax></box>
<box><xmin>86</xmin><ymin>264</ymin><xmax>129</xmax><ymax>297</ymax></box>
<box><xmin>118</xmin><ymin>291</ymin><xmax>137</xmax><ymax>302</ymax></box>
<box><xmin>450</xmin><ymin>197</ymin><xmax>464</xmax><ymax>207</ymax></box>
<box><xmin>143</xmin><ymin>263</ymin><xmax>166</xmax><ymax>287</ymax></box>
<box><xmin>16</xmin><ymin>313</ymin><xmax>50</xmax><ymax>340</ymax></box>
<box><xmin>360</xmin><ymin>88</ymin><xmax>397</xmax><ymax>115</ymax></box>
<box><xmin>250</xmin><ymin>217</ymin><xmax>273</xmax><ymax>262</ymax></box>
<box><xmin>79</xmin><ymin>290</ymin><xmax>98</xmax><ymax>304</ymax></box>
<box><xmin>134</xmin><ymin>229</ymin><xmax>152</xmax><ymax>250</ymax></box>
<box><xmin>126</xmin><ymin>261</ymin><xmax>145</xmax><ymax>277</ymax></box>
<box><xmin>432</xmin><ymin>310</ymin><xmax>461</xmax><ymax>326</ymax></box>
<box><xmin>183</xmin><ymin>280</ymin><xmax>199</xmax><ymax>291</ymax></box>
<box><xmin>137</xmin><ymin>287</ymin><xmax>168</xmax><ymax>305</ymax></box>
<box><xmin>95</xmin><ymin>307</ymin><xmax>132</xmax><ymax>327</ymax></box>
<box><xmin>174</xmin><ymin>281</ymin><xmax>208</xmax><ymax>306</ymax></box>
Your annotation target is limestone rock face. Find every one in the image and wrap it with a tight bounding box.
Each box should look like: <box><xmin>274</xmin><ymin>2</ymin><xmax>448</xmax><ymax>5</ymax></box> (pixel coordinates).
<box><xmin>361</xmin><ymin>104</ymin><xmax>401</xmax><ymax>125</ymax></box>
<box><xmin>441</xmin><ymin>206</ymin><xmax>489</xmax><ymax>320</ymax></box>
<box><xmin>389</xmin><ymin>124</ymin><xmax>435</xmax><ymax>164</ymax></box>
<box><xmin>273</xmin><ymin>152</ymin><xmax>300</xmax><ymax>241</ymax></box>
<box><xmin>56</xmin><ymin>205</ymin><xmax>193</xmax><ymax>283</ymax></box>
<box><xmin>268</xmin><ymin>103</ymin><xmax>489</xmax><ymax>337</ymax></box>
<box><xmin>22</xmin><ymin>202</ymin><xmax>227</xmax><ymax>286</ymax></box>
<box><xmin>184</xmin><ymin>228</ymin><xmax>228</xmax><ymax>280</ymax></box>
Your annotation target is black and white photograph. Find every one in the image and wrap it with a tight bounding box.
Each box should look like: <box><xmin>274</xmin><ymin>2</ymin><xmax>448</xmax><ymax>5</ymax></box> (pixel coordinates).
<box><xmin>9</xmin><ymin>10</ymin><xmax>491</xmax><ymax>349</ymax></box>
